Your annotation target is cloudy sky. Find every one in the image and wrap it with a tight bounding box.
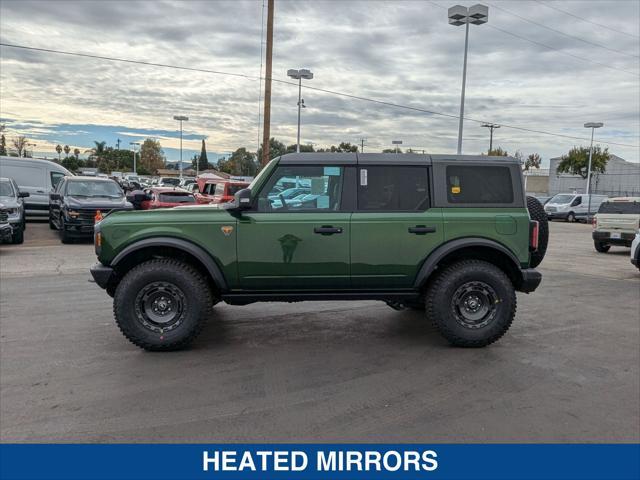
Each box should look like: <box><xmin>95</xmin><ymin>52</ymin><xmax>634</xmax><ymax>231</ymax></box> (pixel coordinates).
<box><xmin>1</xmin><ymin>0</ymin><xmax>638</xmax><ymax>166</ymax></box>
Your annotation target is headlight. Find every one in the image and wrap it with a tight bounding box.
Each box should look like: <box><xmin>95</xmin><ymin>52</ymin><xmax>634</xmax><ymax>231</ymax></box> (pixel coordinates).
<box><xmin>7</xmin><ymin>208</ymin><xmax>20</xmax><ymax>218</ymax></box>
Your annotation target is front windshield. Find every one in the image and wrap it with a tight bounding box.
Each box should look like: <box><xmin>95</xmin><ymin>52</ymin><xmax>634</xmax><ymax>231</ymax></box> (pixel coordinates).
<box><xmin>550</xmin><ymin>194</ymin><xmax>574</xmax><ymax>204</ymax></box>
<box><xmin>0</xmin><ymin>180</ymin><xmax>15</xmax><ymax>197</ymax></box>
<box><xmin>66</xmin><ymin>180</ymin><xmax>123</xmax><ymax>198</ymax></box>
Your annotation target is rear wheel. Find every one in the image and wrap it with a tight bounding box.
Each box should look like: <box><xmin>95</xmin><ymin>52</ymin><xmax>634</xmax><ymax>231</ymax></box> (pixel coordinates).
<box><xmin>594</xmin><ymin>241</ymin><xmax>610</xmax><ymax>253</ymax></box>
<box><xmin>113</xmin><ymin>259</ymin><xmax>214</xmax><ymax>351</ymax></box>
<box><xmin>566</xmin><ymin>212</ymin><xmax>576</xmax><ymax>223</ymax></box>
<box><xmin>526</xmin><ymin>196</ymin><xmax>548</xmax><ymax>268</ymax></box>
<box><xmin>426</xmin><ymin>259</ymin><xmax>516</xmax><ymax>347</ymax></box>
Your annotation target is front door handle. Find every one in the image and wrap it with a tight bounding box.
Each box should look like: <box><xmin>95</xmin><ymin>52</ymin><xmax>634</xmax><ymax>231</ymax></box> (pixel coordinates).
<box><xmin>314</xmin><ymin>226</ymin><xmax>343</xmax><ymax>235</ymax></box>
<box><xmin>408</xmin><ymin>225</ymin><xmax>436</xmax><ymax>235</ymax></box>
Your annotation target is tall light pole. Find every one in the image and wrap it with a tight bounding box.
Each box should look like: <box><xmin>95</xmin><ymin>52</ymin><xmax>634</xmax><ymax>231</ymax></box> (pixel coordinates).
<box><xmin>584</xmin><ymin>122</ymin><xmax>603</xmax><ymax>221</ymax></box>
<box><xmin>448</xmin><ymin>4</ymin><xmax>488</xmax><ymax>154</ymax></box>
<box><xmin>287</xmin><ymin>68</ymin><xmax>314</xmax><ymax>153</ymax></box>
<box><xmin>481</xmin><ymin>123</ymin><xmax>500</xmax><ymax>153</ymax></box>
<box><xmin>173</xmin><ymin>115</ymin><xmax>189</xmax><ymax>178</ymax></box>
<box><xmin>130</xmin><ymin>142</ymin><xmax>140</xmax><ymax>174</ymax></box>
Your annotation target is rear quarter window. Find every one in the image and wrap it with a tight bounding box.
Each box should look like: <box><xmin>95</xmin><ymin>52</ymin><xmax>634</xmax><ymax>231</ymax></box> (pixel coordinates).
<box><xmin>446</xmin><ymin>165</ymin><xmax>513</xmax><ymax>204</ymax></box>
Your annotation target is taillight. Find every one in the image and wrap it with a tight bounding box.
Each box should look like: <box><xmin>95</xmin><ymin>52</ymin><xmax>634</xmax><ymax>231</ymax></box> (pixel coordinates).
<box><xmin>592</xmin><ymin>216</ymin><xmax>597</xmax><ymax>228</ymax></box>
<box><xmin>530</xmin><ymin>220</ymin><xmax>539</xmax><ymax>251</ymax></box>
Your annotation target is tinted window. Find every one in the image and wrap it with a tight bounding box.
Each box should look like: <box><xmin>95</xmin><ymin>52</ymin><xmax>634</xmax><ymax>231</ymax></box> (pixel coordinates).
<box><xmin>447</xmin><ymin>166</ymin><xmax>513</xmax><ymax>204</ymax></box>
<box><xmin>66</xmin><ymin>180</ymin><xmax>123</xmax><ymax>198</ymax></box>
<box><xmin>358</xmin><ymin>166</ymin><xmax>429</xmax><ymax>211</ymax></box>
<box><xmin>162</xmin><ymin>178</ymin><xmax>180</xmax><ymax>186</ymax></box>
<box><xmin>159</xmin><ymin>193</ymin><xmax>195</xmax><ymax>203</ymax></box>
<box><xmin>0</xmin><ymin>180</ymin><xmax>15</xmax><ymax>196</ymax></box>
<box><xmin>257</xmin><ymin>165</ymin><xmax>344</xmax><ymax>212</ymax></box>
<box><xmin>598</xmin><ymin>201</ymin><xmax>640</xmax><ymax>214</ymax></box>
<box><xmin>50</xmin><ymin>171</ymin><xmax>65</xmax><ymax>189</ymax></box>
<box><xmin>549</xmin><ymin>194</ymin><xmax>575</xmax><ymax>204</ymax></box>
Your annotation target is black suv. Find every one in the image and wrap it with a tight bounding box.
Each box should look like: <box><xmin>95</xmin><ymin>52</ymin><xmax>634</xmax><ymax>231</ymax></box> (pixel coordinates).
<box><xmin>49</xmin><ymin>176</ymin><xmax>133</xmax><ymax>243</ymax></box>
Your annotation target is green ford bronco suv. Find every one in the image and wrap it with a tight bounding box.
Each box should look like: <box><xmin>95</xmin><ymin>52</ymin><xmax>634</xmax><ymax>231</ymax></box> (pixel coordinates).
<box><xmin>91</xmin><ymin>153</ymin><xmax>548</xmax><ymax>351</ymax></box>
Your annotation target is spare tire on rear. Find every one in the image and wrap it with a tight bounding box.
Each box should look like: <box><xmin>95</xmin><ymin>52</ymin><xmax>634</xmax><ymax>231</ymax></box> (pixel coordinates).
<box><xmin>526</xmin><ymin>195</ymin><xmax>548</xmax><ymax>268</ymax></box>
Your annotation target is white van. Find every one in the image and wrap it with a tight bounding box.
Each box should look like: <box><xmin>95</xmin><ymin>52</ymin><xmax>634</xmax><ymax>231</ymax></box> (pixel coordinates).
<box><xmin>0</xmin><ymin>156</ymin><xmax>72</xmax><ymax>216</ymax></box>
<box><xmin>544</xmin><ymin>193</ymin><xmax>608</xmax><ymax>222</ymax></box>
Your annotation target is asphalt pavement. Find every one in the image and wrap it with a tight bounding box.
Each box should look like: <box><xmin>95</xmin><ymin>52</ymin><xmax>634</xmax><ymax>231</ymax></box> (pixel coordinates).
<box><xmin>1</xmin><ymin>221</ymin><xmax>638</xmax><ymax>442</ymax></box>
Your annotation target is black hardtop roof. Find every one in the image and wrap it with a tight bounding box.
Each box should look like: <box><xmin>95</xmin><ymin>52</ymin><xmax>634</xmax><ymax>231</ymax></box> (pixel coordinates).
<box><xmin>278</xmin><ymin>152</ymin><xmax>520</xmax><ymax>165</ymax></box>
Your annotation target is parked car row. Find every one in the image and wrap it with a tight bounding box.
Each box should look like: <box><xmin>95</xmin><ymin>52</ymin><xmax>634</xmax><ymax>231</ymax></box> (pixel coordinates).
<box><xmin>591</xmin><ymin>197</ymin><xmax>640</xmax><ymax>253</ymax></box>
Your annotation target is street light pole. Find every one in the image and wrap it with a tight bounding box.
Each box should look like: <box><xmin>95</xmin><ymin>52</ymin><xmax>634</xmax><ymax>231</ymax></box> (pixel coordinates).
<box><xmin>130</xmin><ymin>142</ymin><xmax>140</xmax><ymax>174</ymax></box>
<box><xmin>448</xmin><ymin>4</ymin><xmax>488</xmax><ymax>155</ymax></box>
<box><xmin>173</xmin><ymin>115</ymin><xmax>189</xmax><ymax>178</ymax></box>
<box><xmin>287</xmin><ymin>69</ymin><xmax>313</xmax><ymax>153</ymax></box>
<box><xmin>584</xmin><ymin>122</ymin><xmax>604</xmax><ymax>221</ymax></box>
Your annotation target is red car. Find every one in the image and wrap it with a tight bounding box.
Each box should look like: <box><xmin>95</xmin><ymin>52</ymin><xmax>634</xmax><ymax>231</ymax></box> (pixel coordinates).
<box><xmin>195</xmin><ymin>180</ymin><xmax>249</xmax><ymax>205</ymax></box>
<box><xmin>139</xmin><ymin>187</ymin><xmax>196</xmax><ymax>210</ymax></box>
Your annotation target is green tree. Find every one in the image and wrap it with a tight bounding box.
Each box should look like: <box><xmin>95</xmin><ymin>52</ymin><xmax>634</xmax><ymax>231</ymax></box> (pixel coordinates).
<box><xmin>221</xmin><ymin>147</ymin><xmax>258</xmax><ymax>176</ymax></box>
<box><xmin>139</xmin><ymin>138</ymin><xmax>165</xmax><ymax>174</ymax></box>
<box><xmin>63</xmin><ymin>145</ymin><xmax>70</xmax><ymax>157</ymax></box>
<box><xmin>382</xmin><ymin>148</ymin><xmax>402</xmax><ymax>153</ymax></box>
<box><xmin>198</xmin><ymin>139</ymin><xmax>209</xmax><ymax>171</ymax></box>
<box><xmin>257</xmin><ymin>137</ymin><xmax>287</xmax><ymax>162</ymax></box>
<box><xmin>524</xmin><ymin>153</ymin><xmax>541</xmax><ymax>171</ymax></box>
<box><xmin>73</xmin><ymin>148</ymin><xmax>80</xmax><ymax>160</ymax></box>
<box><xmin>285</xmin><ymin>143</ymin><xmax>315</xmax><ymax>153</ymax></box>
<box><xmin>61</xmin><ymin>156</ymin><xmax>80</xmax><ymax>172</ymax></box>
<box><xmin>0</xmin><ymin>134</ymin><xmax>7</xmax><ymax>156</ymax></box>
<box><xmin>557</xmin><ymin>145</ymin><xmax>609</xmax><ymax>179</ymax></box>
<box><xmin>487</xmin><ymin>147</ymin><xmax>508</xmax><ymax>156</ymax></box>
<box><xmin>55</xmin><ymin>144</ymin><xmax>62</xmax><ymax>161</ymax></box>
<box><xmin>317</xmin><ymin>142</ymin><xmax>358</xmax><ymax>153</ymax></box>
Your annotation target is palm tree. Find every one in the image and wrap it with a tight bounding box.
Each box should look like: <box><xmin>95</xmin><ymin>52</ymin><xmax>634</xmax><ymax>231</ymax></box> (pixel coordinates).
<box><xmin>73</xmin><ymin>148</ymin><xmax>80</xmax><ymax>160</ymax></box>
<box><xmin>63</xmin><ymin>145</ymin><xmax>70</xmax><ymax>157</ymax></box>
<box><xmin>55</xmin><ymin>144</ymin><xmax>62</xmax><ymax>161</ymax></box>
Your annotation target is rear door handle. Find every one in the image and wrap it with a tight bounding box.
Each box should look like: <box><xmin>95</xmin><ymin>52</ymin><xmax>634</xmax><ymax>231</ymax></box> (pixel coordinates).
<box><xmin>314</xmin><ymin>226</ymin><xmax>343</xmax><ymax>235</ymax></box>
<box><xmin>408</xmin><ymin>225</ymin><xmax>436</xmax><ymax>235</ymax></box>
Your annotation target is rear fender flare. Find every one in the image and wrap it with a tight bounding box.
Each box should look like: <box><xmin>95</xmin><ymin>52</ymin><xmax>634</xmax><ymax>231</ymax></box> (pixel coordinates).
<box><xmin>413</xmin><ymin>237</ymin><xmax>522</xmax><ymax>289</ymax></box>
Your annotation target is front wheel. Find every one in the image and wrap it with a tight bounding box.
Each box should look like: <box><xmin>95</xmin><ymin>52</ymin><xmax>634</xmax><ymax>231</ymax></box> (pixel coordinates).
<box><xmin>11</xmin><ymin>225</ymin><xmax>24</xmax><ymax>244</ymax></box>
<box><xmin>594</xmin><ymin>241</ymin><xmax>610</xmax><ymax>253</ymax></box>
<box><xmin>113</xmin><ymin>259</ymin><xmax>214</xmax><ymax>351</ymax></box>
<box><xmin>426</xmin><ymin>260</ymin><xmax>516</xmax><ymax>347</ymax></box>
<box><xmin>566</xmin><ymin>212</ymin><xmax>575</xmax><ymax>223</ymax></box>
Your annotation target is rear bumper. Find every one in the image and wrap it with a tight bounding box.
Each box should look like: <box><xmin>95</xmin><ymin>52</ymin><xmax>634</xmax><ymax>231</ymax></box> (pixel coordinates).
<box><xmin>592</xmin><ymin>231</ymin><xmax>634</xmax><ymax>247</ymax></box>
<box><xmin>518</xmin><ymin>268</ymin><xmax>542</xmax><ymax>293</ymax></box>
<box><xmin>90</xmin><ymin>263</ymin><xmax>115</xmax><ymax>289</ymax></box>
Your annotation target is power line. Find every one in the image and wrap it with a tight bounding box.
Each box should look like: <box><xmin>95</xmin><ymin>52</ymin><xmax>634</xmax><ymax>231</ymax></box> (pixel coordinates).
<box><xmin>0</xmin><ymin>42</ymin><xmax>638</xmax><ymax>149</ymax></box>
<box><xmin>534</xmin><ymin>0</ymin><xmax>640</xmax><ymax>40</ymax></box>
<box><xmin>427</xmin><ymin>0</ymin><xmax>640</xmax><ymax>77</ymax></box>
<box><xmin>487</xmin><ymin>2</ymin><xmax>639</xmax><ymax>59</ymax></box>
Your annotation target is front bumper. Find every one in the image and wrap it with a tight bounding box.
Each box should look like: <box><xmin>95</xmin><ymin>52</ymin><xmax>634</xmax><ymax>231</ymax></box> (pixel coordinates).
<box><xmin>519</xmin><ymin>268</ymin><xmax>542</xmax><ymax>293</ymax></box>
<box><xmin>592</xmin><ymin>231</ymin><xmax>634</xmax><ymax>247</ymax></box>
<box><xmin>90</xmin><ymin>263</ymin><xmax>115</xmax><ymax>289</ymax></box>
<box><xmin>546</xmin><ymin>211</ymin><xmax>568</xmax><ymax>220</ymax></box>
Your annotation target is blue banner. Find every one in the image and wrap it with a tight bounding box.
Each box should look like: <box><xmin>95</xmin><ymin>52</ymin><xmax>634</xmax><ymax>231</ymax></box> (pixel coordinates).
<box><xmin>1</xmin><ymin>444</ymin><xmax>638</xmax><ymax>480</ymax></box>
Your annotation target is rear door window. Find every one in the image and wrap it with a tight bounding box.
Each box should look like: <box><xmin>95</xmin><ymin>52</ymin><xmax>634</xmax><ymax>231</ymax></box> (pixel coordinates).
<box><xmin>446</xmin><ymin>165</ymin><xmax>513</xmax><ymax>204</ymax></box>
<box><xmin>357</xmin><ymin>166</ymin><xmax>429</xmax><ymax>211</ymax></box>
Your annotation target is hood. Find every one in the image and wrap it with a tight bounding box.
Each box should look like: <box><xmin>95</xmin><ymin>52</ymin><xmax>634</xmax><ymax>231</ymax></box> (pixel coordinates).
<box><xmin>66</xmin><ymin>196</ymin><xmax>131</xmax><ymax>209</ymax></box>
<box><xmin>103</xmin><ymin>204</ymin><xmax>230</xmax><ymax>224</ymax></box>
<box><xmin>0</xmin><ymin>195</ymin><xmax>19</xmax><ymax>208</ymax></box>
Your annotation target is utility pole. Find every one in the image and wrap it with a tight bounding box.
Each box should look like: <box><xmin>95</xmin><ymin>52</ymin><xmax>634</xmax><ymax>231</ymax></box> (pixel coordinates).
<box><xmin>359</xmin><ymin>138</ymin><xmax>367</xmax><ymax>153</ymax></box>
<box><xmin>116</xmin><ymin>138</ymin><xmax>121</xmax><ymax>150</ymax></box>
<box><xmin>481</xmin><ymin>123</ymin><xmax>500</xmax><ymax>153</ymax></box>
<box><xmin>261</xmin><ymin>0</ymin><xmax>275</xmax><ymax>167</ymax></box>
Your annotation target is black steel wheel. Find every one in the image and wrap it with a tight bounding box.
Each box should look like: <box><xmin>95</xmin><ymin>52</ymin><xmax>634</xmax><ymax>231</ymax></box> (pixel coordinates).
<box><xmin>426</xmin><ymin>259</ymin><xmax>516</xmax><ymax>347</ymax></box>
<box><xmin>114</xmin><ymin>258</ymin><xmax>215</xmax><ymax>351</ymax></box>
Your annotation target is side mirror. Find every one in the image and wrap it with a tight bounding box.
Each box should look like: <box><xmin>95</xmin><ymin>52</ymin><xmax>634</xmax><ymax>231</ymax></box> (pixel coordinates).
<box><xmin>50</xmin><ymin>193</ymin><xmax>60</xmax><ymax>201</ymax></box>
<box><xmin>223</xmin><ymin>188</ymin><xmax>252</xmax><ymax>214</ymax></box>
<box><xmin>18</xmin><ymin>191</ymin><xmax>30</xmax><ymax>198</ymax></box>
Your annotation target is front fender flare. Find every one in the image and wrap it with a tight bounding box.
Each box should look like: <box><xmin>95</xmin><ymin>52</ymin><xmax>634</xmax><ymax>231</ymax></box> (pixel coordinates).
<box><xmin>413</xmin><ymin>237</ymin><xmax>522</xmax><ymax>289</ymax></box>
<box><xmin>110</xmin><ymin>236</ymin><xmax>229</xmax><ymax>291</ymax></box>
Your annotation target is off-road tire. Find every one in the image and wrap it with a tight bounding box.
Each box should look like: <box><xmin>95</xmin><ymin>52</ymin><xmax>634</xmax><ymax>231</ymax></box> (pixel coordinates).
<box><xmin>594</xmin><ymin>241</ymin><xmax>610</xmax><ymax>253</ymax></box>
<box><xmin>11</xmin><ymin>226</ymin><xmax>24</xmax><ymax>244</ymax></box>
<box><xmin>526</xmin><ymin>196</ymin><xmax>548</xmax><ymax>268</ymax></box>
<box><xmin>426</xmin><ymin>259</ymin><xmax>516</xmax><ymax>348</ymax></box>
<box><xmin>113</xmin><ymin>258</ymin><xmax>214</xmax><ymax>351</ymax></box>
